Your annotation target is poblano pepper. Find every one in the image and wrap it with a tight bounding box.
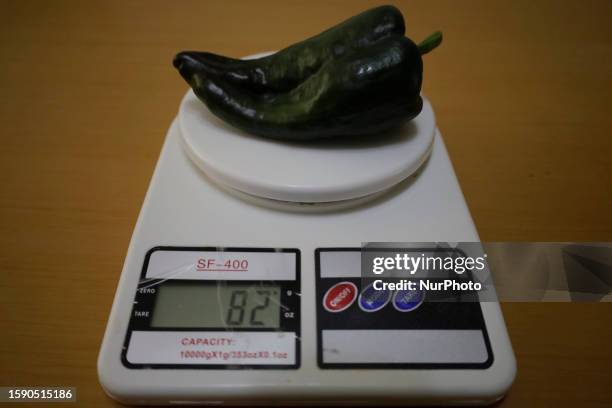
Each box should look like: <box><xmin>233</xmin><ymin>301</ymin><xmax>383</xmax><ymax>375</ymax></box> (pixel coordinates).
<box><xmin>173</xmin><ymin>6</ymin><xmax>442</xmax><ymax>140</ymax></box>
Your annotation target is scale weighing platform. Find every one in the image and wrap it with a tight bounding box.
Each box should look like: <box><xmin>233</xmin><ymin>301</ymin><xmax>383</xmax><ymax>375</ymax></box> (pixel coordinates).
<box><xmin>98</xmin><ymin>87</ymin><xmax>516</xmax><ymax>405</ymax></box>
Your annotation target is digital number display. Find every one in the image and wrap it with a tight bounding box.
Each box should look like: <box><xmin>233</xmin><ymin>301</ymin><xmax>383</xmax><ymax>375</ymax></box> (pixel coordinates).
<box><xmin>150</xmin><ymin>283</ymin><xmax>281</xmax><ymax>328</ymax></box>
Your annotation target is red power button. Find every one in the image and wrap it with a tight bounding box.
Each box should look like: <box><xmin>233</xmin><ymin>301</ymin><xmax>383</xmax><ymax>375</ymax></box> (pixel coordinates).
<box><xmin>323</xmin><ymin>281</ymin><xmax>358</xmax><ymax>313</ymax></box>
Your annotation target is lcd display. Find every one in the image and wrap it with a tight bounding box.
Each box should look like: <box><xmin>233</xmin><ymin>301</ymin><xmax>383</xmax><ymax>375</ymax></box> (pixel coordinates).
<box><xmin>151</xmin><ymin>283</ymin><xmax>281</xmax><ymax>328</ymax></box>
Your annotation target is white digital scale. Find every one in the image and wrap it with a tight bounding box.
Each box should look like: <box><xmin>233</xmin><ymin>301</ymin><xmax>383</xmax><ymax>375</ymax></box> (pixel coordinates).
<box><xmin>98</xmin><ymin>79</ymin><xmax>516</xmax><ymax>405</ymax></box>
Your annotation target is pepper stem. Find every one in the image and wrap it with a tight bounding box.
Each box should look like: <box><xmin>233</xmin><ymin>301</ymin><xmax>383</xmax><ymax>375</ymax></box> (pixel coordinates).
<box><xmin>418</xmin><ymin>31</ymin><xmax>443</xmax><ymax>55</ymax></box>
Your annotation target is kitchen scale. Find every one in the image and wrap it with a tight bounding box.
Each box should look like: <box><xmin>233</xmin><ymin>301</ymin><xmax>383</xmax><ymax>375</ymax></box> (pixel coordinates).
<box><xmin>98</xmin><ymin>82</ymin><xmax>516</xmax><ymax>405</ymax></box>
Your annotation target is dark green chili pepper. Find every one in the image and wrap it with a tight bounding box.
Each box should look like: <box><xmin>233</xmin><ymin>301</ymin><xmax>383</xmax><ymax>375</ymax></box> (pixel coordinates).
<box><xmin>181</xmin><ymin>35</ymin><xmax>437</xmax><ymax>140</ymax></box>
<box><xmin>173</xmin><ymin>5</ymin><xmax>405</xmax><ymax>93</ymax></box>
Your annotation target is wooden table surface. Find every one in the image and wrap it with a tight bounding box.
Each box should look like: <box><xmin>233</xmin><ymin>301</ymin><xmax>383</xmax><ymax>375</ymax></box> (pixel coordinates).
<box><xmin>1</xmin><ymin>0</ymin><xmax>611</xmax><ymax>406</ymax></box>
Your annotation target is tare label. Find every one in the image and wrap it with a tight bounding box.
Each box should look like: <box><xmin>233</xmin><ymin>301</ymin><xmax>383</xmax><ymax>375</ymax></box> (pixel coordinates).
<box><xmin>126</xmin><ymin>331</ymin><xmax>296</xmax><ymax>365</ymax></box>
<box><xmin>146</xmin><ymin>249</ymin><xmax>297</xmax><ymax>281</ymax></box>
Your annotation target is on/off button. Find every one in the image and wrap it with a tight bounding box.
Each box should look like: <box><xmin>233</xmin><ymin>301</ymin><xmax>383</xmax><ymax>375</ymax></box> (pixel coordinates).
<box><xmin>323</xmin><ymin>281</ymin><xmax>358</xmax><ymax>313</ymax></box>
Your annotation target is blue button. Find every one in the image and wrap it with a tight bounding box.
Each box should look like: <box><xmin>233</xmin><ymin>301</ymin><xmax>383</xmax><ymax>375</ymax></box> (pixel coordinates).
<box><xmin>358</xmin><ymin>282</ymin><xmax>392</xmax><ymax>312</ymax></box>
<box><xmin>393</xmin><ymin>287</ymin><xmax>425</xmax><ymax>312</ymax></box>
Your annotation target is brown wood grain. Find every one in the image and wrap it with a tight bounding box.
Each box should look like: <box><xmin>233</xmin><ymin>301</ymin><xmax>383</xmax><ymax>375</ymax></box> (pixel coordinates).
<box><xmin>0</xmin><ymin>1</ymin><xmax>611</xmax><ymax>406</ymax></box>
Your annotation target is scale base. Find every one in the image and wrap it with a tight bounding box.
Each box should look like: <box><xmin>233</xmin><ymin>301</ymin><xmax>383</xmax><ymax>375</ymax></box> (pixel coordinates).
<box><xmin>98</xmin><ymin>108</ymin><xmax>515</xmax><ymax>405</ymax></box>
